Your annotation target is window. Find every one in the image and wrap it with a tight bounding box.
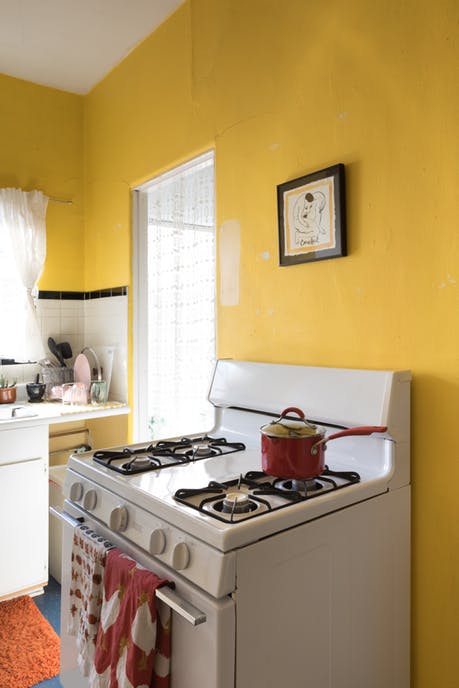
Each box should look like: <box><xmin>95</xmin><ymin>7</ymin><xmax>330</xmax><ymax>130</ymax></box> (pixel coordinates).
<box><xmin>0</xmin><ymin>234</ymin><xmax>24</xmax><ymax>359</ymax></box>
<box><xmin>0</xmin><ymin>189</ymin><xmax>47</xmax><ymax>362</ymax></box>
<box><xmin>133</xmin><ymin>152</ymin><xmax>216</xmax><ymax>441</ymax></box>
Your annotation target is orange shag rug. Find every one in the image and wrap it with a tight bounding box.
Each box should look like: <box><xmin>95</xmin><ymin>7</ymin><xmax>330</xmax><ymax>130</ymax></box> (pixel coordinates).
<box><xmin>0</xmin><ymin>595</ymin><xmax>60</xmax><ymax>688</ymax></box>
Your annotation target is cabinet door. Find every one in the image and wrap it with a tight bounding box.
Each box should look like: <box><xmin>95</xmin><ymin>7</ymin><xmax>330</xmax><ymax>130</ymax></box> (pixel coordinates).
<box><xmin>0</xmin><ymin>457</ymin><xmax>48</xmax><ymax>598</ymax></box>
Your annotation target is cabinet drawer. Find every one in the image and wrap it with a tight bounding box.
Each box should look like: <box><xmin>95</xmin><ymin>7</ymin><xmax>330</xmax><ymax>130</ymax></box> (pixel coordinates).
<box><xmin>0</xmin><ymin>425</ymin><xmax>48</xmax><ymax>464</ymax></box>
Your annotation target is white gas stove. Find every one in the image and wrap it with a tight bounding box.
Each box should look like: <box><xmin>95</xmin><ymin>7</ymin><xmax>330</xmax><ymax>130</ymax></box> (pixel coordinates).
<box><xmin>59</xmin><ymin>360</ymin><xmax>411</xmax><ymax>688</ymax></box>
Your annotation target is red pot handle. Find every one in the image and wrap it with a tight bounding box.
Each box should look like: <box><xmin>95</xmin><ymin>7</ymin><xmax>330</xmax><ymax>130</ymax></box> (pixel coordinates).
<box><xmin>278</xmin><ymin>407</ymin><xmax>305</xmax><ymax>419</ymax></box>
<box><xmin>327</xmin><ymin>425</ymin><xmax>387</xmax><ymax>441</ymax></box>
<box><xmin>311</xmin><ymin>425</ymin><xmax>387</xmax><ymax>455</ymax></box>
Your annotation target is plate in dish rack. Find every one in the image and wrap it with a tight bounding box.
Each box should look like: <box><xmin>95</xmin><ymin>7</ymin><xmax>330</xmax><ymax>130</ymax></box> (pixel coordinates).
<box><xmin>73</xmin><ymin>353</ymin><xmax>91</xmax><ymax>389</ymax></box>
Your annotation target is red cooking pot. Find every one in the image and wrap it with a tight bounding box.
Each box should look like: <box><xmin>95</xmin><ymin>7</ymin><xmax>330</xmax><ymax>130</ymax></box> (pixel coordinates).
<box><xmin>260</xmin><ymin>407</ymin><xmax>387</xmax><ymax>479</ymax></box>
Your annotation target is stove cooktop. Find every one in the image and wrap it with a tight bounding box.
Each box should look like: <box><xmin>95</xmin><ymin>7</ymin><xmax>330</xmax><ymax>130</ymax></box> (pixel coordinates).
<box><xmin>66</xmin><ymin>361</ymin><xmax>407</xmax><ymax>551</ymax></box>
<box><xmin>67</xmin><ymin>438</ymin><xmax>391</xmax><ymax>551</ymax></box>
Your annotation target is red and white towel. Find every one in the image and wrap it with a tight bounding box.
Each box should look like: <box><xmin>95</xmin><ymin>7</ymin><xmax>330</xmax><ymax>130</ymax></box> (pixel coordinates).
<box><xmin>91</xmin><ymin>548</ymin><xmax>171</xmax><ymax>688</ymax></box>
<box><xmin>68</xmin><ymin>525</ymin><xmax>112</xmax><ymax>677</ymax></box>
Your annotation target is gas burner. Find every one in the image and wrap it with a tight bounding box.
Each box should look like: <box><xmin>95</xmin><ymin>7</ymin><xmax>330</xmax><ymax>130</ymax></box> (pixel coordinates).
<box><xmin>93</xmin><ymin>436</ymin><xmax>246</xmax><ymax>475</ymax></box>
<box><xmin>184</xmin><ymin>438</ymin><xmax>246</xmax><ymax>459</ymax></box>
<box><xmin>121</xmin><ymin>456</ymin><xmax>156</xmax><ymax>470</ymax></box>
<box><xmin>175</xmin><ymin>476</ymin><xmax>275</xmax><ymax>523</ymax></box>
<box><xmin>216</xmin><ymin>492</ymin><xmax>259</xmax><ymax>516</ymax></box>
<box><xmin>118</xmin><ymin>457</ymin><xmax>184</xmax><ymax>473</ymax></box>
<box><xmin>193</xmin><ymin>444</ymin><xmax>217</xmax><ymax>458</ymax></box>
<box><xmin>186</xmin><ymin>437</ymin><xmax>247</xmax><ymax>459</ymax></box>
<box><xmin>94</xmin><ymin>446</ymin><xmax>190</xmax><ymax>474</ymax></box>
<box><xmin>221</xmin><ymin>492</ymin><xmax>253</xmax><ymax>513</ymax></box>
<box><xmin>276</xmin><ymin>478</ymin><xmax>323</xmax><ymax>494</ymax></box>
<box><xmin>175</xmin><ymin>475</ymin><xmax>299</xmax><ymax>523</ymax></box>
<box><xmin>202</xmin><ymin>491</ymin><xmax>269</xmax><ymax>522</ymax></box>
<box><xmin>182</xmin><ymin>442</ymin><xmax>222</xmax><ymax>459</ymax></box>
<box><xmin>272</xmin><ymin>467</ymin><xmax>361</xmax><ymax>496</ymax></box>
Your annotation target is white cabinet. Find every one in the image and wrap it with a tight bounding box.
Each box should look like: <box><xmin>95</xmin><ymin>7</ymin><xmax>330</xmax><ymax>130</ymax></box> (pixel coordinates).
<box><xmin>0</xmin><ymin>406</ymin><xmax>129</xmax><ymax>600</ymax></box>
<box><xmin>0</xmin><ymin>424</ymin><xmax>48</xmax><ymax>600</ymax></box>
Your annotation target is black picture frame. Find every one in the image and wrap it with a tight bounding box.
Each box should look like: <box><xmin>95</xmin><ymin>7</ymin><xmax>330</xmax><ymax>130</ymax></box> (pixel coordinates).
<box><xmin>277</xmin><ymin>163</ymin><xmax>346</xmax><ymax>266</ymax></box>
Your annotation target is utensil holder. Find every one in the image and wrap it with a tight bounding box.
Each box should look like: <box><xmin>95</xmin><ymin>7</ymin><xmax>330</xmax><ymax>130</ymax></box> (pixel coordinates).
<box><xmin>41</xmin><ymin>367</ymin><xmax>74</xmax><ymax>399</ymax></box>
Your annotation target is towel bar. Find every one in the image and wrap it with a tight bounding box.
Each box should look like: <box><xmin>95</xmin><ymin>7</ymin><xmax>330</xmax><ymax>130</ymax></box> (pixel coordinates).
<box><xmin>156</xmin><ymin>586</ymin><xmax>207</xmax><ymax>626</ymax></box>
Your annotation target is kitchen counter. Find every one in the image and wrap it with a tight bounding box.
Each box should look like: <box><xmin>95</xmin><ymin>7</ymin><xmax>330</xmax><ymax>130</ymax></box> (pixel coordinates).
<box><xmin>0</xmin><ymin>400</ymin><xmax>129</xmax><ymax>427</ymax></box>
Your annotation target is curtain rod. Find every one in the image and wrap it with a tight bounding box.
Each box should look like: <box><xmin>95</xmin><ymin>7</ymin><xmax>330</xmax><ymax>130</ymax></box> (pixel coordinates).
<box><xmin>49</xmin><ymin>196</ymin><xmax>73</xmax><ymax>204</ymax></box>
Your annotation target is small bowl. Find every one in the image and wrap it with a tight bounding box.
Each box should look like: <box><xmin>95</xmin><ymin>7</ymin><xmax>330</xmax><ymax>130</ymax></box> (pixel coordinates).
<box><xmin>26</xmin><ymin>383</ymin><xmax>46</xmax><ymax>403</ymax></box>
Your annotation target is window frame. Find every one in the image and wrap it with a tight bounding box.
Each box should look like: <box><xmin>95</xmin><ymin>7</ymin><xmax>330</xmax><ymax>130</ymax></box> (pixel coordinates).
<box><xmin>132</xmin><ymin>150</ymin><xmax>216</xmax><ymax>442</ymax></box>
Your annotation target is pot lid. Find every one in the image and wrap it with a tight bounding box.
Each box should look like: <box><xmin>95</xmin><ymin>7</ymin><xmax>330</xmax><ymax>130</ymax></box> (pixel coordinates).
<box><xmin>261</xmin><ymin>407</ymin><xmax>320</xmax><ymax>438</ymax></box>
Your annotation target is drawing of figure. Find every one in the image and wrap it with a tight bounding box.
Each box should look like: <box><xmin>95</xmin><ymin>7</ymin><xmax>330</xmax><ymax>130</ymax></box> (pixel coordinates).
<box><xmin>293</xmin><ymin>190</ymin><xmax>327</xmax><ymax>246</ymax></box>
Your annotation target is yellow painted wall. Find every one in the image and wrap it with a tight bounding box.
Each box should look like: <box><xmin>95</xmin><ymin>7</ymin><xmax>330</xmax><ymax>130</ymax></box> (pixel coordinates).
<box><xmin>1</xmin><ymin>0</ymin><xmax>451</xmax><ymax>683</ymax></box>
<box><xmin>0</xmin><ymin>5</ymin><xmax>456</xmax><ymax>682</ymax></box>
<box><xmin>0</xmin><ymin>74</ymin><xmax>84</xmax><ymax>290</ymax></box>
<box><xmin>0</xmin><ymin>0</ymin><xmax>455</xmax><ymax>683</ymax></box>
<box><xmin>83</xmin><ymin>1</ymin><xmax>458</xmax><ymax>685</ymax></box>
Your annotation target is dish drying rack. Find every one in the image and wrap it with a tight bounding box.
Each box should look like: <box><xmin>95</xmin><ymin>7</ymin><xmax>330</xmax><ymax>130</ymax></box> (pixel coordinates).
<box><xmin>41</xmin><ymin>366</ymin><xmax>74</xmax><ymax>399</ymax></box>
<box><xmin>41</xmin><ymin>348</ymin><xmax>105</xmax><ymax>403</ymax></box>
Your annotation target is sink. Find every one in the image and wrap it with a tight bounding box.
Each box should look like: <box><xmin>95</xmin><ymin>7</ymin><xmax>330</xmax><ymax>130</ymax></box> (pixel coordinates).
<box><xmin>0</xmin><ymin>405</ymin><xmax>39</xmax><ymax>420</ymax></box>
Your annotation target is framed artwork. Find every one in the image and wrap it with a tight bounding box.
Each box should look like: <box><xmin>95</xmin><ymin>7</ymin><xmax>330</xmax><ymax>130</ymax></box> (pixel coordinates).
<box><xmin>277</xmin><ymin>163</ymin><xmax>346</xmax><ymax>266</ymax></box>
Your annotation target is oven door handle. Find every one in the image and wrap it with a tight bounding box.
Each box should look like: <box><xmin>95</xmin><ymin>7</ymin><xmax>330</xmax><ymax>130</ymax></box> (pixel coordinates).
<box><xmin>156</xmin><ymin>586</ymin><xmax>207</xmax><ymax>626</ymax></box>
<box><xmin>49</xmin><ymin>506</ymin><xmax>84</xmax><ymax>527</ymax></box>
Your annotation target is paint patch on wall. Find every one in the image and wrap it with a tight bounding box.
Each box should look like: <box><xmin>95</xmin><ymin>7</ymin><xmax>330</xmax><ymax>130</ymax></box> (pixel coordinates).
<box><xmin>219</xmin><ymin>219</ymin><xmax>240</xmax><ymax>306</ymax></box>
<box><xmin>439</xmin><ymin>274</ymin><xmax>457</xmax><ymax>288</ymax></box>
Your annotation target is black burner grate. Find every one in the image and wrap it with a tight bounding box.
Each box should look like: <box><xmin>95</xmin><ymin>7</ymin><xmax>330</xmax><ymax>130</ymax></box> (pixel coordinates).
<box><xmin>92</xmin><ymin>436</ymin><xmax>246</xmax><ymax>475</ymax></box>
<box><xmin>174</xmin><ymin>467</ymin><xmax>361</xmax><ymax>523</ymax></box>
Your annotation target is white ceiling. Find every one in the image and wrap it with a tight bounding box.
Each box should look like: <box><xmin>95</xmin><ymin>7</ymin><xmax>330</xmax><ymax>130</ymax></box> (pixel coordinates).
<box><xmin>0</xmin><ymin>0</ymin><xmax>184</xmax><ymax>95</ymax></box>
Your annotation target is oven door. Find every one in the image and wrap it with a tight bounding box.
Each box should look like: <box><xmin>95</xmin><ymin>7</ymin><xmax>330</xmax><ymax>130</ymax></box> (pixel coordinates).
<box><xmin>56</xmin><ymin>500</ymin><xmax>235</xmax><ymax>688</ymax></box>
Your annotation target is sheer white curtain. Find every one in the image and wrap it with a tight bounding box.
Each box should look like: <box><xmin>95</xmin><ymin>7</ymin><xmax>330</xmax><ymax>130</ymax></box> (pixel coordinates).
<box><xmin>146</xmin><ymin>154</ymin><xmax>215</xmax><ymax>439</ymax></box>
<box><xmin>0</xmin><ymin>188</ymin><xmax>48</xmax><ymax>361</ymax></box>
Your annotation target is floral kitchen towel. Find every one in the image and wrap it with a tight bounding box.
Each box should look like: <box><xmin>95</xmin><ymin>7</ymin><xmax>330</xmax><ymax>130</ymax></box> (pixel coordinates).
<box><xmin>91</xmin><ymin>549</ymin><xmax>171</xmax><ymax>688</ymax></box>
<box><xmin>68</xmin><ymin>524</ymin><xmax>113</xmax><ymax>677</ymax></box>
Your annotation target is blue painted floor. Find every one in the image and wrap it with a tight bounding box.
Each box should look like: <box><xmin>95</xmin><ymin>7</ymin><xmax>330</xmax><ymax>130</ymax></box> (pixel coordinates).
<box><xmin>32</xmin><ymin>576</ymin><xmax>63</xmax><ymax>688</ymax></box>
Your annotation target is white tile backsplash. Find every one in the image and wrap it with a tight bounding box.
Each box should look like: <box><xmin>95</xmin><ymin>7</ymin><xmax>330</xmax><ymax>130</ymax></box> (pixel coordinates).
<box><xmin>0</xmin><ymin>362</ymin><xmax>40</xmax><ymax>385</ymax></box>
<box><xmin>36</xmin><ymin>298</ymin><xmax>84</xmax><ymax>367</ymax></box>
<box><xmin>31</xmin><ymin>294</ymin><xmax>128</xmax><ymax>402</ymax></box>
<box><xmin>41</xmin><ymin>315</ymin><xmax>62</xmax><ymax>339</ymax></box>
<box><xmin>82</xmin><ymin>296</ymin><xmax>128</xmax><ymax>402</ymax></box>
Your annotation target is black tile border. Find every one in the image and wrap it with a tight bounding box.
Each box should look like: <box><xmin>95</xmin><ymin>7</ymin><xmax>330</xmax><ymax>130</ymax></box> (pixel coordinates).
<box><xmin>38</xmin><ymin>290</ymin><xmax>84</xmax><ymax>300</ymax></box>
<box><xmin>38</xmin><ymin>286</ymin><xmax>128</xmax><ymax>300</ymax></box>
<box><xmin>86</xmin><ymin>286</ymin><xmax>128</xmax><ymax>299</ymax></box>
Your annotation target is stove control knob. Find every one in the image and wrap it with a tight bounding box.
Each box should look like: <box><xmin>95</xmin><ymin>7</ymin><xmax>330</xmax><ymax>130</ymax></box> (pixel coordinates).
<box><xmin>149</xmin><ymin>529</ymin><xmax>166</xmax><ymax>555</ymax></box>
<box><xmin>172</xmin><ymin>542</ymin><xmax>190</xmax><ymax>570</ymax></box>
<box><xmin>69</xmin><ymin>482</ymin><xmax>83</xmax><ymax>502</ymax></box>
<box><xmin>109</xmin><ymin>505</ymin><xmax>128</xmax><ymax>532</ymax></box>
<box><xmin>83</xmin><ymin>489</ymin><xmax>97</xmax><ymax>511</ymax></box>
